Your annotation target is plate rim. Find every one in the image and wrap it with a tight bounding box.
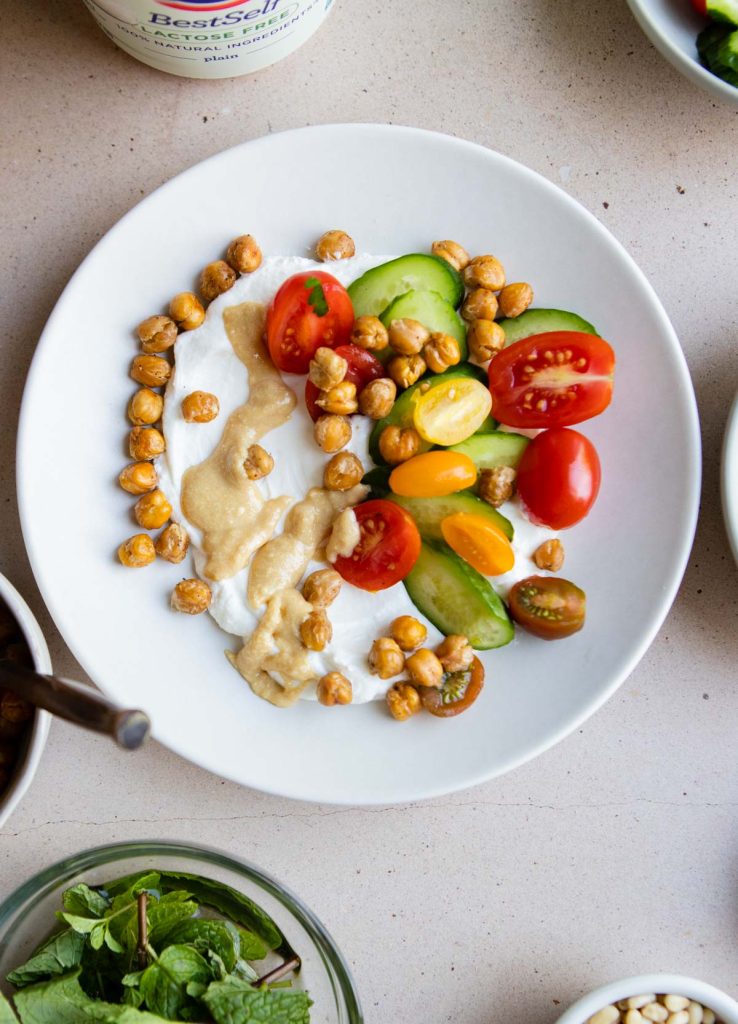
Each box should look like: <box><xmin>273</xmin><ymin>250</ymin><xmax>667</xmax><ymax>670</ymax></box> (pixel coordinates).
<box><xmin>721</xmin><ymin>389</ymin><xmax>738</xmax><ymax>564</ymax></box>
<box><xmin>625</xmin><ymin>0</ymin><xmax>738</xmax><ymax>107</ymax></box>
<box><xmin>16</xmin><ymin>123</ymin><xmax>702</xmax><ymax>804</ymax></box>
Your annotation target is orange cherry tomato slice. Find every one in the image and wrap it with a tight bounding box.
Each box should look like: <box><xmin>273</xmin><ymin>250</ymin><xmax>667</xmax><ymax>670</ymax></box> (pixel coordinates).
<box><xmin>389</xmin><ymin>451</ymin><xmax>477</xmax><ymax>498</ymax></box>
<box><xmin>440</xmin><ymin>512</ymin><xmax>515</xmax><ymax>576</ymax></box>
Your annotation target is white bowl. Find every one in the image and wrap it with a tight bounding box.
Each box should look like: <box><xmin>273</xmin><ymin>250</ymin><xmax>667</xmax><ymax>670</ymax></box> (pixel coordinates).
<box><xmin>0</xmin><ymin>575</ymin><xmax>51</xmax><ymax>829</ymax></box>
<box><xmin>556</xmin><ymin>974</ymin><xmax>738</xmax><ymax>1024</ymax></box>
<box><xmin>626</xmin><ymin>0</ymin><xmax>738</xmax><ymax>106</ymax></box>
<box><xmin>721</xmin><ymin>390</ymin><xmax>738</xmax><ymax>563</ymax></box>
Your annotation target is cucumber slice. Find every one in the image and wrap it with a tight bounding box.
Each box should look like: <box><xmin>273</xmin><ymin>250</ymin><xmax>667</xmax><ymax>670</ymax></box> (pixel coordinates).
<box><xmin>404</xmin><ymin>542</ymin><xmax>514</xmax><ymax>650</ymax></box>
<box><xmin>390</xmin><ymin>491</ymin><xmax>513</xmax><ymax>541</ymax></box>
<box><xmin>707</xmin><ymin>0</ymin><xmax>738</xmax><ymax>26</ymax></box>
<box><xmin>448</xmin><ymin>431</ymin><xmax>530</xmax><ymax>470</ymax></box>
<box><xmin>499</xmin><ymin>308</ymin><xmax>597</xmax><ymax>346</ymax></box>
<box><xmin>348</xmin><ymin>254</ymin><xmax>464</xmax><ymax>318</ymax></box>
<box><xmin>369</xmin><ymin>365</ymin><xmax>486</xmax><ymax>464</ymax></box>
<box><xmin>380</xmin><ymin>289</ymin><xmax>467</xmax><ymax>359</ymax></box>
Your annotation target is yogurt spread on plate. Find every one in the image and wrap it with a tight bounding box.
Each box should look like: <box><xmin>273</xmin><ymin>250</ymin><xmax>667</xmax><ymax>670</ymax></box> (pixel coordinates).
<box><xmin>159</xmin><ymin>254</ymin><xmax>552</xmax><ymax>705</ymax></box>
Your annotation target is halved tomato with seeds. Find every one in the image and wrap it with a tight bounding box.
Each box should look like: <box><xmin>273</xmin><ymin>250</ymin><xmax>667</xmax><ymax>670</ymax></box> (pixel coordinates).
<box><xmin>266</xmin><ymin>271</ymin><xmax>354</xmax><ymax>375</ymax></box>
<box><xmin>419</xmin><ymin>656</ymin><xmax>485</xmax><ymax>717</ymax></box>
<box><xmin>487</xmin><ymin>331</ymin><xmax>615</xmax><ymax>428</ymax></box>
<box><xmin>333</xmin><ymin>499</ymin><xmax>421</xmax><ymax>591</ymax></box>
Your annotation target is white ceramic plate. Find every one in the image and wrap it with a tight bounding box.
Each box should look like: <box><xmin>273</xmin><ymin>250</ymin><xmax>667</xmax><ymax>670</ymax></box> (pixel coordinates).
<box><xmin>626</xmin><ymin>0</ymin><xmax>738</xmax><ymax>106</ymax></box>
<box><xmin>18</xmin><ymin>125</ymin><xmax>700</xmax><ymax>805</ymax></box>
<box><xmin>721</xmin><ymin>390</ymin><xmax>738</xmax><ymax>563</ymax></box>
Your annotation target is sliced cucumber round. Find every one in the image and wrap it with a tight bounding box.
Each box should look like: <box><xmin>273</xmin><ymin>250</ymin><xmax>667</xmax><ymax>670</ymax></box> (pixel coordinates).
<box><xmin>499</xmin><ymin>308</ymin><xmax>597</xmax><ymax>346</ymax></box>
<box><xmin>380</xmin><ymin>289</ymin><xmax>467</xmax><ymax>359</ymax></box>
<box><xmin>403</xmin><ymin>541</ymin><xmax>514</xmax><ymax>650</ymax></box>
<box><xmin>390</xmin><ymin>491</ymin><xmax>513</xmax><ymax>541</ymax></box>
<box><xmin>447</xmin><ymin>431</ymin><xmax>530</xmax><ymax>470</ymax></box>
<box><xmin>348</xmin><ymin>254</ymin><xmax>463</xmax><ymax>318</ymax></box>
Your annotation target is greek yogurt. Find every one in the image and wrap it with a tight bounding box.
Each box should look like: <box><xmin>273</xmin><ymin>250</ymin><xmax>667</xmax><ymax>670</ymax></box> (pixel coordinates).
<box><xmin>159</xmin><ymin>254</ymin><xmax>553</xmax><ymax>703</ymax></box>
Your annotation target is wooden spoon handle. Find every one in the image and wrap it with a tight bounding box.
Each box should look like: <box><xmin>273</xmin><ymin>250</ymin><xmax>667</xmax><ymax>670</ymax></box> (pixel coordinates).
<box><xmin>0</xmin><ymin>661</ymin><xmax>150</xmax><ymax>749</ymax></box>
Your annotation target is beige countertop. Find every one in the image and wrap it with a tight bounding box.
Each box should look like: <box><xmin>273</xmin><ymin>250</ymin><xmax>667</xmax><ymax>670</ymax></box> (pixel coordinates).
<box><xmin>1</xmin><ymin>1</ymin><xmax>738</xmax><ymax>1021</ymax></box>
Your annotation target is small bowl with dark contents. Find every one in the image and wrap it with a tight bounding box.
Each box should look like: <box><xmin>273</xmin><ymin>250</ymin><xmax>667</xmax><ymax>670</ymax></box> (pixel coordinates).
<box><xmin>0</xmin><ymin>574</ymin><xmax>51</xmax><ymax>828</ymax></box>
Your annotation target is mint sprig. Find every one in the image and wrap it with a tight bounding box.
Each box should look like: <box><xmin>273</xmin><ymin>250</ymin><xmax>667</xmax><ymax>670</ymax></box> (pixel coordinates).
<box><xmin>304</xmin><ymin>277</ymin><xmax>329</xmax><ymax>317</ymax></box>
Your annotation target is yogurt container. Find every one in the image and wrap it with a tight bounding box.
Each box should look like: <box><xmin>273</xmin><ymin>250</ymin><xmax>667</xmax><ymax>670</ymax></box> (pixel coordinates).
<box><xmin>82</xmin><ymin>0</ymin><xmax>336</xmax><ymax>79</ymax></box>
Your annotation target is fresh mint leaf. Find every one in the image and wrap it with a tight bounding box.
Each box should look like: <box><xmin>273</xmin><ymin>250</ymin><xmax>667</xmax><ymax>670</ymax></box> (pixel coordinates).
<box><xmin>0</xmin><ymin>991</ymin><xmax>19</xmax><ymax>1023</ymax></box>
<box><xmin>232</xmin><ymin>958</ymin><xmax>259</xmax><ymax>984</ymax></box>
<box><xmin>6</xmin><ymin>929</ymin><xmax>85</xmax><ymax>988</ymax></box>
<box><xmin>63</xmin><ymin>885</ymin><xmax>110</xmax><ymax>919</ymax></box>
<box><xmin>12</xmin><ymin>969</ymin><xmax>122</xmax><ymax>1023</ymax></box>
<box><xmin>158</xmin><ymin>919</ymin><xmax>241</xmax><ymax>973</ymax></box>
<box><xmin>60</xmin><ymin>913</ymin><xmax>102</xmax><ymax>935</ymax></box>
<box><xmin>138</xmin><ymin>945</ymin><xmax>211</xmax><ymax>1019</ymax></box>
<box><xmin>304</xmin><ymin>277</ymin><xmax>329</xmax><ymax>317</ymax></box>
<box><xmin>149</xmin><ymin>873</ymin><xmax>286</xmax><ymax>955</ymax></box>
<box><xmin>105</xmin><ymin>873</ymin><xmax>161</xmax><ymax>904</ymax></box>
<box><xmin>109</xmin><ymin>891</ymin><xmax>196</xmax><ymax>953</ymax></box>
<box><xmin>237</xmin><ymin>929</ymin><xmax>269</xmax><ymax>963</ymax></box>
<box><xmin>203</xmin><ymin>979</ymin><xmax>312</xmax><ymax>1024</ymax></box>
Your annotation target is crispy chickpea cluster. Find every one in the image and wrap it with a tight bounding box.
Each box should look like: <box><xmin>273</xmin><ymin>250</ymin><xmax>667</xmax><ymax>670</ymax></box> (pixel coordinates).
<box><xmin>119</xmin><ymin>461</ymin><xmax>158</xmax><ymax>495</ymax></box>
<box><xmin>134</xmin><ymin>489</ymin><xmax>172</xmax><ymax>530</ymax></box>
<box><xmin>498</xmin><ymin>281</ymin><xmax>533</xmax><ymax>319</ymax></box>
<box><xmin>390</xmin><ymin>615</ymin><xmax>427</xmax><ymax>651</ymax></box>
<box><xmin>131</xmin><ymin>354</ymin><xmax>171</xmax><ymax>388</ymax></box>
<box><xmin>200</xmin><ymin>260</ymin><xmax>236</xmax><ymax>302</ymax></box>
<box><xmin>315</xmin><ymin>230</ymin><xmax>355</xmax><ymax>262</ymax></box>
<box><xmin>226</xmin><ymin>234</ymin><xmax>262</xmax><ymax>274</ymax></box>
<box><xmin>534</xmin><ymin>538</ymin><xmax>564</xmax><ymax>572</ymax></box>
<box><xmin>368</xmin><ymin>637</ymin><xmax>405</xmax><ymax>679</ymax></box>
<box><xmin>300</xmin><ymin>610</ymin><xmax>332</xmax><ymax>652</ymax></box>
<box><xmin>314</xmin><ymin>414</ymin><xmax>352</xmax><ymax>453</ymax></box>
<box><xmin>359</xmin><ymin>378</ymin><xmax>396</xmax><ymax>419</ymax></box>
<box><xmin>317</xmin><ymin>672</ymin><xmax>352</xmax><ymax>706</ymax></box>
<box><xmin>386</xmin><ymin>682</ymin><xmax>421</xmax><ymax>721</ymax></box>
<box><xmin>478</xmin><ymin>465</ymin><xmax>516</xmax><ymax>508</ymax></box>
<box><xmin>317</xmin><ymin>380</ymin><xmax>358</xmax><ymax>416</ymax></box>
<box><xmin>423</xmin><ymin>332</ymin><xmax>461</xmax><ymax>374</ymax></box>
<box><xmin>169</xmin><ymin>292</ymin><xmax>205</xmax><ymax>331</ymax></box>
<box><xmin>461</xmin><ymin>287</ymin><xmax>498</xmax><ymax>322</ymax></box>
<box><xmin>387</xmin><ymin>318</ymin><xmax>429</xmax><ymax>355</ymax></box>
<box><xmin>118</xmin><ymin>534</ymin><xmax>156</xmax><ymax>568</ymax></box>
<box><xmin>463</xmin><ymin>254</ymin><xmax>506</xmax><ymax>292</ymax></box>
<box><xmin>243</xmin><ymin>444</ymin><xmax>274</xmax><ymax>480</ymax></box>
<box><xmin>323</xmin><ymin>451</ymin><xmax>364</xmax><ymax>491</ymax></box>
<box><xmin>387</xmin><ymin>353</ymin><xmax>426</xmax><ymax>390</ymax></box>
<box><xmin>351</xmin><ymin>315</ymin><xmax>388</xmax><ymax>351</ymax></box>
<box><xmin>129</xmin><ymin>426</ymin><xmax>165</xmax><ymax>461</ymax></box>
<box><xmin>378</xmin><ymin>425</ymin><xmax>420</xmax><ymax>465</ymax></box>
<box><xmin>467</xmin><ymin>319</ymin><xmax>505</xmax><ymax>363</ymax></box>
<box><xmin>182</xmin><ymin>390</ymin><xmax>220</xmax><ymax>423</ymax></box>
<box><xmin>171</xmin><ymin>578</ymin><xmax>212</xmax><ymax>615</ymax></box>
<box><xmin>302</xmin><ymin>568</ymin><xmax>342</xmax><ymax>607</ymax></box>
<box><xmin>128</xmin><ymin>388</ymin><xmax>163</xmax><ymax>426</ymax></box>
<box><xmin>309</xmin><ymin>347</ymin><xmax>347</xmax><ymax>391</ymax></box>
<box><xmin>435</xmin><ymin>634</ymin><xmax>473</xmax><ymax>672</ymax></box>
<box><xmin>155</xmin><ymin>523</ymin><xmax>190</xmax><ymax>564</ymax></box>
<box><xmin>137</xmin><ymin>315</ymin><xmax>177</xmax><ymax>353</ymax></box>
<box><xmin>431</xmin><ymin>239</ymin><xmax>470</xmax><ymax>272</ymax></box>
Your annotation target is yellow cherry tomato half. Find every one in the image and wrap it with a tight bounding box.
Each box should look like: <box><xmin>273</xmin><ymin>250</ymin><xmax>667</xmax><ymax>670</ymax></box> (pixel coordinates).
<box><xmin>389</xmin><ymin>451</ymin><xmax>477</xmax><ymax>497</ymax></box>
<box><xmin>440</xmin><ymin>512</ymin><xmax>515</xmax><ymax>576</ymax></box>
<box><xmin>412</xmin><ymin>376</ymin><xmax>493</xmax><ymax>446</ymax></box>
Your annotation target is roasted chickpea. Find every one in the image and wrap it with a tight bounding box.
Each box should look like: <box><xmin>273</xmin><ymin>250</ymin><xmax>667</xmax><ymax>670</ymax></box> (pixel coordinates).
<box><xmin>463</xmin><ymin>254</ymin><xmax>506</xmax><ymax>291</ymax></box>
<box><xmin>118</xmin><ymin>533</ymin><xmax>156</xmax><ymax>568</ymax></box>
<box><xmin>200</xmin><ymin>259</ymin><xmax>237</xmax><ymax>302</ymax></box>
<box><xmin>461</xmin><ymin>287</ymin><xmax>499</xmax><ymax>322</ymax></box>
<box><xmin>243</xmin><ymin>444</ymin><xmax>274</xmax><ymax>480</ymax></box>
<box><xmin>368</xmin><ymin>637</ymin><xmax>405</xmax><ymax>679</ymax></box>
<box><xmin>351</xmin><ymin>315</ymin><xmax>389</xmax><ymax>351</ymax></box>
<box><xmin>303</xmin><ymin>568</ymin><xmax>342</xmax><ymax>607</ymax></box>
<box><xmin>119</xmin><ymin>461</ymin><xmax>158</xmax><ymax>495</ymax></box>
<box><xmin>308</xmin><ymin>347</ymin><xmax>347</xmax><ymax>391</ymax></box>
<box><xmin>387</xmin><ymin>353</ymin><xmax>426</xmax><ymax>390</ymax></box>
<box><xmin>134</xmin><ymin>488</ymin><xmax>172</xmax><ymax>530</ymax></box>
<box><xmin>169</xmin><ymin>291</ymin><xmax>205</xmax><ymax>331</ymax></box>
<box><xmin>315</xmin><ymin>229</ymin><xmax>355</xmax><ymax>262</ymax></box>
<box><xmin>316</xmin><ymin>380</ymin><xmax>358</xmax><ymax>415</ymax></box>
<box><xmin>300</xmin><ymin>609</ymin><xmax>332</xmax><ymax>651</ymax></box>
<box><xmin>378</xmin><ymin>425</ymin><xmax>420</xmax><ymax>465</ymax></box>
<box><xmin>423</xmin><ymin>332</ymin><xmax>461</xmax><ymax>374</ymax></box>
<box><xmin>171</xmin><ymin>578</ymin><xmax>212</xmax><ymax>615</ymax></box>
<box><xmin>226</xmin><ymin>234</ymin><xmax>262</xmax><ymax>274</ymax></box>
<box><xmin>317</xmin><ymin>671</ymin><xmax>352</xmax><ymax>706</ymax></box>
<box><xmin>389</xmin><ymin>615</ymin><xmax>427</xmax><ymax>651</ymax></box>
<box><xmin>182</xmin><ymin>390</ymin><xmax>220</xmax><ymax>423</ymax></box>
<box><xmin>314</xmin><ymin>414</ymin><xmax>352</xmax><ymax>453</ymax></box>
<box><xmin>386</xmin><ymin>681</ymin><xmax>421</xmax><ymax>721</ymax></box>
<box><xmin>533</xmin><ymin>538</ymin><xmax>564</xmax><ymax>572</ymax></box>
<box><xmin>387</xmin><ymin>317</ymin><xmax>430</xmax><ymax>355</ymax></box>
<box><xmin>137</xmin><ymin>314</ymin><xmax>177</xmax><ymax>353</ymax></box>
<box><xmin>431</xmin><ymin>239</ymin><xmax>470</xmax><ymax>272</ymax></box>
<box><xmin>435</xmin><ymin>634</ymin><xmax>473</xmax><ymax>672</ymax></box>
<box><xmin>128</xmin><ymin>388</ymin><xmax>163</xmax><ymax>426</ymax></box>
<box><xmin>467</xmin><ymin>319</ymin><xmax>506</xmax><ymax>363</ymax></box>
<box><xmin>359</xmin><ymin>377</ymin><xmax>396</xmax><ymax>419</ymax></box>
<box><xmin>323</xmin><ymin>451</ymin><xmax>364</xmax><ymax>491</ymax></box>
<box><xmin>129</xmin><ymin>426</ymin><xmax>166</xmax><ymax>461</ymax></box>
<box><xmin>155</xmin><ymin>522</ymin><xmax>190</xmax><ymax>564</ymax></box>
<box><xmin>130</xmin><ymin>354</ymin><xmax>171</xmax><ymax>388</ymax></box>
<box><xmin>498</xmin><ymin>282</ymin><xmax>533</xmax><ymax>319</ymax></box>
<box><xmin>405</xmin><ymin>648</ymin><xmax>444</xmax><ymax>689</ymax></box>
<box><xmin>478</xmin><ymin>465</ymin><xmax>516</xmax><ymax>508</ymax></box>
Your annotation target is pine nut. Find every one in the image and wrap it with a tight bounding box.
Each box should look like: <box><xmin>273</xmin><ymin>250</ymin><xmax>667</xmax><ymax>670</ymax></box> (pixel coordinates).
<box><xmin>665</xmin><ymin>998</ymin><xmax>691</xmax><ymax>1013</ymax></box>
<box><xmin>688</xmin><ymin>1003</ymin><xmax>704</xmax><ymax>1024</ymax></box>
<box><xmin>643</xmin><ymin>1005</ymin><xmax>669</xmax><ymax>1023</ymax></box>
<box><xmin>703</xmin><ymin>1011</ymin><xmax>715</xmax><ymax>1024</ymax></box>
<box><xmin>626</xmin><ymin>1011</ymin><xmax>646</xmax><ymax>1024</ymax></box>
<box><xmin>589</xmin><ymin>1007</ymin><xmax>620</xmax><ymax>1024</ymax></box>
<box><xmin>628</xmin><ymin>998</ymin><xmax>658</xmax><ymax>1011</ymax></box>
<box><xmin>668</xmin><ymin>1013</ymin><xmax>689</xmax><ymax>1024</ymax></box>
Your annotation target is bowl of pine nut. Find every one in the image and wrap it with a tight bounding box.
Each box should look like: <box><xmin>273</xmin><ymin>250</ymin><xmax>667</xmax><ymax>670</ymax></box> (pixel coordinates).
<box><xmin>555</xmin><ymin>976</ymin><xmax>738</xmax><ymax>1024</ymax></box>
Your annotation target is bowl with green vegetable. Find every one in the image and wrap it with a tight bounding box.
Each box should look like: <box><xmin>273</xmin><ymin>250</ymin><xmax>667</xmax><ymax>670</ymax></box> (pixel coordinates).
<box><xmin>626</xmin><ymin>0</ymin><xmax>738</xmax><ymax>105</ymax></box>
<box><xmin>0</xmin><ymin>840</ymin><xmax>362</xmax><ymax>1023</ymax></box>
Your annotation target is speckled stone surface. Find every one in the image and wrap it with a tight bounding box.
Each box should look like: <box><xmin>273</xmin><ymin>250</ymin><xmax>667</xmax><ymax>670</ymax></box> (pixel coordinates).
<box><xmin>1</xmin><ymin>2</ymin><xmax>737</xmax><ymax>1021</ymax></box>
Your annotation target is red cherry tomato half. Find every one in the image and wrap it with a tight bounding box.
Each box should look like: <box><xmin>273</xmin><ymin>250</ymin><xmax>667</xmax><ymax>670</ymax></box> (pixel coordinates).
<box><xmin>266</xmin><ymin>271</ymin><xmax>354</xmax><ymax>375</ymax></box>
<box><xmin>488</xmin><ymin>331</ymin><xmax>615</xmax><ymax>429</ymax></box>
<box><xmin>419</xmin><ymin>656</ymin><xmax>485</xmax><ymax>717</ymax></box>
<box><xmin>689</xmin><ymin>0</ymin><xmax>707</xmax><ymax>14</ymax></box>
<box><xmin>508</xmin><ymin>576</ymin><xmax>586</xmax><ymax>640</ymax></box>
<box><xmin>333</xmin><ymin>499</ymin><xmax>421</xmax><ymax>591</ymax></box>
<box><xmin>516</xmin><ymin>427</ymin><xmax>601</xmax><ymax>529</ymax></box>
<box><xmin>305</xmin><ymin>344</ymin><xmax>385</xmax><ymax>421</ymax></box>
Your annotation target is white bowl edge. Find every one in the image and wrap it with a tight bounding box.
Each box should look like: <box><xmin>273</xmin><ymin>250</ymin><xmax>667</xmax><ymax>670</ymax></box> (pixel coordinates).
<box><xmin>555</xmin><ymin>973</ymin><xmax>738</xmax><ymax>1024</ymax></box>
<box><xmin>721</xmin><ymin>390</ymin><xmax>738</xmax><ymax>564</ymax></box>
